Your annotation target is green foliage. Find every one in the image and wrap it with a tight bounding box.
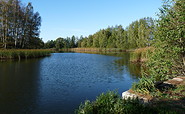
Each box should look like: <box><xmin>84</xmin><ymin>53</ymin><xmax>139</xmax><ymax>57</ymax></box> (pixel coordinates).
<box><xmin>0</xmin><ymin>0</ymin><xmax>42</xmax><ymax>49</ymax></box>
<box><xmin>77</xmin><ymin>18</ymin><xmax>155</xmax><ymax>49</ymax></box>
<box><xmin>70</xmin><ymin>35</ymin><xmax>76</xmax><ymax>48</ymax></box>
<box><xmin>132</xmin><ymin>76</ymin><xmax>155</xmax><ymax>94</ymax></box>
<box><xmin>156</xmin><ymin>85</ymin><xmax>185</xmax><ymax>100</ymax></box>
<box><xmin>131</xmin><ymin>0</ymin><xmax>185</xmax><ymax>97</ymax></box>
<box><xmin>147</xmin><ymin>49</ymin><xmax>175</xmax><ymax>81</ymax></box>
<box><xmin>44</xmin><ymin>36</ymin><xmax>78</xmax><ymax>49</ymax></box>
<box><xmin>93</xmin><ymin>91</ymin><xmax>121</xmax><ymax>114</ymax></box>
<box><xmin>44</xmin><ymin>17</ymin><xmax>155</xmax><ymax>50</ymax></box>
<box><xmin>146</xmin><ymin>0</ymin><xmax>185</xmax><ymax>82</ymax></box>
<box><xmin>76</xmin><ymin>91</ymin><xmax>145</xmax><ymax>114</ymax></box>
<box><xmin>130</xmin><ymin>47</ymin><xmax>154</xmax><ymax>62</ymax></box>
<box><xmin>44</xmin><ymin>40</ymin><xmax>56</xmax><ymax>49</ymax></box>
<box><xmin>76</xmin><ymin>91</ymin><xmax>177</xmax><ymax>114</ymax></box>
<box><xmin>0</xmin><ymin>49</ymin><xmax>51</xmax><ymax>59</ymax></box>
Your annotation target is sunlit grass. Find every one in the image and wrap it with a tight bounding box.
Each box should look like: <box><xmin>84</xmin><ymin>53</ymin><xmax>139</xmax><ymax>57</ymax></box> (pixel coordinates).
<box><xmin>76</xmin><ymin>91</ymin><xmax>178</xmax><ymax>114</ymax></box>
<box><xmin>60</xmin><ymin>48</ymin><xmax>127</xmax><ymax>52</ymax></box>
<box><xmin>130</xmin><ymin>47</ymin><xmax>155</xmax><ymax>63</ymax></box>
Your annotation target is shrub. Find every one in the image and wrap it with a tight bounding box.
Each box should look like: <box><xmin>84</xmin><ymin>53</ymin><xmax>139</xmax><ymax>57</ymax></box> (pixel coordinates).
<box><xmin>130</xmin><ymin>47</ymin><xmax>154</xmax><ymax>63</ymax></box>
<box><xmin>132</xmin><ymin>76</ymin><xmax>155</xmax><ymax>94</ymax></box>
<box><xmin>76</xmin><ymin>91</ymin><xmax>177</xmax><ymax>114</ymax></box>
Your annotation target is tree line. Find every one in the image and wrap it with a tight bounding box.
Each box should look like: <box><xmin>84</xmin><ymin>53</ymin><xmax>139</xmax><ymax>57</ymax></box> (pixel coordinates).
<box><xmin>79</xmin><ymin>17</ymin><xmax>155</xmax><ymax>49</ymax></box>
<box><xmin>44</xmin><ymin>35</ymin><xmax>77</xmax><ymax>49</ymax></box>
<box><xmin>47</xmin><ymin>17</ymin><xmax>155</xmax><ymax>50</ymax></box>
<box><xmin>0</xmin><ymin>0</ymin><xmax>155</xmax><ymax>50</ymax></box>
<box><xmin>0</xmin><ymin>0</ymin><xmax>43</xmax><ymax>49</ymax></box>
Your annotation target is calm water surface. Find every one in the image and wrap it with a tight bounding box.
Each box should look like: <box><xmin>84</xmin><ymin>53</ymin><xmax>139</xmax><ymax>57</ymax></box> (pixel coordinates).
<box><xmin>0</xmin><ymin>53</ymin><xmax>141</xmax><ymax>114</ymax></box>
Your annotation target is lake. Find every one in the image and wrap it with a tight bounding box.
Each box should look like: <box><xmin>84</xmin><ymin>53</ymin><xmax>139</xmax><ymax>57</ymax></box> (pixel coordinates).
<box><xmin>0</xmin><ymin>52</ymin><xmax>141</xmax><ymax>114</ymax></box>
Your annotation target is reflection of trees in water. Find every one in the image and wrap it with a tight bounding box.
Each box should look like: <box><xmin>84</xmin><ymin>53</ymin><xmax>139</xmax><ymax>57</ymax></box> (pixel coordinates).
<box><xmin>91</xmin><ymin>52</ymin><xmax>142</xmax><ymax>78</ymax></box>
<box><xmin>0</xmin><ymin>59</ymin><xmax>41</xmax><ymax>113</ymax></box>
<box><xmin>79</xmin><ymin>52</ymin><xmax>142</xmax><ymax>78</ymax></box>
<box><xmin>112</xmin><ymin>52</ymin><xmax>142</xmax><ymax>78</ymax></box>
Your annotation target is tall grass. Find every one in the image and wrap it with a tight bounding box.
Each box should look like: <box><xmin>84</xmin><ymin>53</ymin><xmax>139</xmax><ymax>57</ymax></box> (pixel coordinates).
<box><xmin>132</xmin><ymin>76</ymin><xmax>155</xmax><ymax>95</ymax></box>
<box><xmin>76</xmin><ymin>91</ymin><xmax>177</xmax><ymax>114</ymax></box>
<box><xmin>130</xmin><ymin>47</ymin><xmax>154</xmax><ymax>63</ymax></box>
<box><xmin>60</xmin><ymin>48</ymin><xmax>127</xmax><ymax>53</ymax></box>
<box><xmin>0</xmin><ymin>49</ymin><xmax>52</xmax><ymax>60</ymax></box>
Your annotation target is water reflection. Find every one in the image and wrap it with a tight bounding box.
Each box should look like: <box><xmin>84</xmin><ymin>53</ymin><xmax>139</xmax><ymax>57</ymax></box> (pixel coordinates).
<box><xmin>0</xmin><ymin>59</ymin><xmax>41</xmax><ymax>113</ymax></box>
<box><xmin>81</xmin><ymin>52</ymin><xmax>142</xmax><ymax>78</ymax></box>
<box><xmin>112</xmin><ymin>52</ymin><xmax>142</xmax><ymax>78</ymax></box>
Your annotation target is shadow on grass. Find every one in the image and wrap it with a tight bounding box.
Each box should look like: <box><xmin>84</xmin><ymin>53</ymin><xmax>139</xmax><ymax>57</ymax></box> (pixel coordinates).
<box><xmin>152</xmin><ymin>97</ymin><xmax>185</xmax><ymax>113</ymax></box>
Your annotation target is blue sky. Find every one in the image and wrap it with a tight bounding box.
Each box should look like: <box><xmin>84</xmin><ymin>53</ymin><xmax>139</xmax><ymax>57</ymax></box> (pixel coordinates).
<box><xmin>22</xmin><ymin>0</ymin><xmax>162</xmax><ymax>42</ymax></box>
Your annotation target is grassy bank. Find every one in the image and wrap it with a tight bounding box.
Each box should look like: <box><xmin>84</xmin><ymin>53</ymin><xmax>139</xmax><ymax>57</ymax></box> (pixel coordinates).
<box><xmin>75</xmin><ymin>46</ymin><xmax>184</xmax><ymax>113</ymax></box>
<box><xmin>76</xmin><ymin>91</ymin><xmax>178</xmax><ymax>114</ymax></box>
<box><xmin>130</xmin><ymin>47</ymin><xmax>154</xmax><ymax>63</ymax></box>
<box><xmin>131</xmin><ymin>77</ymin><xmax>185</xmax><ymax>113</ymax></box>
<box><xmin>0</xmin><ymin>49</ymin><xmax>52</xmax><ymax>60</ymax></box>
<box><xmin>61</xmin><ymin>47</ymin><xmax>154</xmax><ymax>63</ymax></box>
<box><xmin>60</xmin><ymin>48</ymin><xmax>129</xmax><ymax>53</ymax></box>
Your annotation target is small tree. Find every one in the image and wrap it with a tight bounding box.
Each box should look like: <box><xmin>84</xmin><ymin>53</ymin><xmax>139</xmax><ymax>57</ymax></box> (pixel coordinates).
<box><xmin>148</xmin><ymin>0</ymin><xmax>185</xmax><ymax>81</ymax></box>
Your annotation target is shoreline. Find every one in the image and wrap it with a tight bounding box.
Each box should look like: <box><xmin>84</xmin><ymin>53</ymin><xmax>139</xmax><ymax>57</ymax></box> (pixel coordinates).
<box><xmin>60</xmin><ymin>48</ymin><xmax>134</xmax><ymax>53</ymax></box>
<box><xmin>0</xmin><ymin>49</ymin><xmax>52</xmax><ymax>60</ymax></box>
<box><xmin>122</xmin><ymin>76</ymin><xmax>185</xmax><ymax>109</ymax></box>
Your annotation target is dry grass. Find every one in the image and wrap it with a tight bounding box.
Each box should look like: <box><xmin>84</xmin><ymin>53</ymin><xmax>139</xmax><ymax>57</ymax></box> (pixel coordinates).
<box><xmin>128</xmin><ymin>89</ymin><xmax>153</xmax><ymax>101</ymax></box>
<box><xmin>130</xmin><ymin>47</ymin><xmax>155</xmax><ymax>63</ymax></box>
<box><xmin>134</xmin><ymin>47</ymin><xmax>155</xmax><ymax>54</ymax></box>
<box><xmin>61</xmin><ymin>48</ymin><xmax>127</xmax><ymax>52</ymax></box>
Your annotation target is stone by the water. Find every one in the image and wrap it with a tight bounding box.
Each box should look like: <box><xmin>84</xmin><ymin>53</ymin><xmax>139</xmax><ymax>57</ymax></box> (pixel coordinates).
<box><xmin>172</xmin><ymin>78</ymin><xmax>183</xmax><ymax>82</ymax></box>
<box><xmin>122</xmin><ymin>91</ymin><xmax>137</xmax><ymax>99</ymax></box>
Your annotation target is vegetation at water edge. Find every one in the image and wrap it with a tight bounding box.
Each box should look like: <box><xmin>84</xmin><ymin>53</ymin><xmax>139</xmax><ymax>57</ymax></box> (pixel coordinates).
<box><xmin>77</xmin><ymin>0</ymin><xmax>185</xmax><ymax>113</ymax></box>
<box><xmin>130</xmin><ymin>47</ymin><xmax>154</xmax><ymax>63</ymax></box>
<box><xmin>133</xmin><ymin>0</ymin><xmax>185</xmax><ymax>93</ymax></box>
<box><xmin>76</xmin><ymin>91</ymin><xmax>177</xmax><ymax>114</ymax></box>
<box><xmin>0</xmin><ymin>49</ymin><xmax>52</xmax><ymax>60</ymax></box>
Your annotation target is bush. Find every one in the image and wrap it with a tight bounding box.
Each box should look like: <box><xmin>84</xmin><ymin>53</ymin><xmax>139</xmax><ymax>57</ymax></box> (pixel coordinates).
<box><xmin>132</xmin><ymin>76</ymin><xmax>155</xmax><ymax>94</ymax></box>
<box><xmin>130</xmin><ymin>47</ymin><xmax>154</xmax><ymax>63</ymax></box>
<box><xmin>76</xmin><ymin>91</ymin><xmax>176</xmax><ymax>114</ymax></box>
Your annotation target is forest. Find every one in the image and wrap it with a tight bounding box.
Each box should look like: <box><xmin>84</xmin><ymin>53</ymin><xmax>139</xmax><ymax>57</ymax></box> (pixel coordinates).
<box><xmin>0</xmin><ymin>0</ymin><xmax>156</xmax><ymax>51</ymax></box>
<box><xmin>0</xmin><ymin>0</ymin><xmax>43</xmax><ymax>49</ymax></box>
<box><xmin>45</xmin><ymin>17</ymin><xmax>155</xmax><ymax>50</ymax></box>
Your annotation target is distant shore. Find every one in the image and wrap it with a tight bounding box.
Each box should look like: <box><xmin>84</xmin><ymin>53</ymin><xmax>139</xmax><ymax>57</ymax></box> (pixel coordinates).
<box><xmin>60</xmin><ymin>47</ymin><xmax>153</xmax><ymax>63</ymax></box>
<box><xmin>60</xmin><ymin>48</ymin><xmax>131</xmax><ymax>53</ymax></box>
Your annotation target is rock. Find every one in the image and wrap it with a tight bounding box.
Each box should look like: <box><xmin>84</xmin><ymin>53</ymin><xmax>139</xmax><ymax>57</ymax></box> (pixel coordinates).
<box><xmin>142</xmin><ymin>97</ymin><xmax>149</xmax><ymax>103</ymax></box>
<box><xmin>122</xmin><ymin>90</ymin><xmax>151</xmax><ymax>104</ymax></box>
<box><xmin>164</xmin><ymin>77</ymin><xmax>184</xmax><ymax>85</ymax></box>
<box><xmin>122</xmin><ymin>91</ymin><xmax>138</xmax><ymax>100</ymax></box>
<box><xmin>172</xmin><ymin>78</ymin><xmax>183</xmax><ymax>82</ymax></box>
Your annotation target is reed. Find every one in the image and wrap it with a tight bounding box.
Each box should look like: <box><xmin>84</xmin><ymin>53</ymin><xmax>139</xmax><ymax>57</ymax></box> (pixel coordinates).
<box><xmin>60</xmin><ymin>48</ymin><xmax>127</xmax><ymax>52</ymax></box>
<box><xmin>130</xmin><ymin>47</ymin><xmax>155</xmax><ymax>63</ymax></box>
<box><xmin>0</xmin><ymin>49</ymin><xmax>52</xmax><ymax>60</ymax></box>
